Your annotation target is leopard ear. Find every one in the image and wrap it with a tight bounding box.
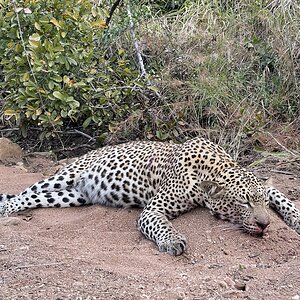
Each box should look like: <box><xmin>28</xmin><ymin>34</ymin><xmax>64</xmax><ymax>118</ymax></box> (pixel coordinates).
<box><xmin>200</xmin><ymin>181</ymin><xmax>225</xmax><ymax>199</ymax></box>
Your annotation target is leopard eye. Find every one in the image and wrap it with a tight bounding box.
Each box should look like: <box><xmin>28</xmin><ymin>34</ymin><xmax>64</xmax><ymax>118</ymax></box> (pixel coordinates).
<box><xmin>238</xmin><ymin>202</ymin><xmax>250</xmax><ymax>208</ymax></box>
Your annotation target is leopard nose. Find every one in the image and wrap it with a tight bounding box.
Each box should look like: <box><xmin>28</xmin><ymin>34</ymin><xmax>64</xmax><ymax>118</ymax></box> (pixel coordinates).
<box><xmin>256</xmin><ymin>220</ymin><xmax>270</xmax><ymax>231</ymax></box>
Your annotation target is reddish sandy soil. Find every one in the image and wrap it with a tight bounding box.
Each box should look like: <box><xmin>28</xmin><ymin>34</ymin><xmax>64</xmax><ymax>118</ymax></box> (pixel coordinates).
<box><xmin>1</xmin><ymin>153</ymin><xmax>300</xmax><ymax>300</ymax></box>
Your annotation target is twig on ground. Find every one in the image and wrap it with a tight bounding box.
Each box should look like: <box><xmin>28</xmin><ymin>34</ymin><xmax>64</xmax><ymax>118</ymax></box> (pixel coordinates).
<box><xmin>51</xmin><ymin>144</ymin><xmax>95</xmax><ymax>153</ymax></box>
<box><xmin>15</xmin><ymin>262</ymin><xmax>65</xmax><ymax>269</ymax></box>
<box><xmin>0</xmin><ymin>128</ymin><xmax>19</xmax><ymax>132</ymax></box>
<box><xmin>270</xmin><ymin>169</ymin><xmax>295</xmax><ymax>176</ymax></box>
<box><xmin>264</xmin><ymin>131</ymin><xmax>299</xmax><ymax>156</ymax></box>
<box><xmin>0</xmin><ymin>127</ymin><xmax>96</xmax><ymax>142</ymax></box>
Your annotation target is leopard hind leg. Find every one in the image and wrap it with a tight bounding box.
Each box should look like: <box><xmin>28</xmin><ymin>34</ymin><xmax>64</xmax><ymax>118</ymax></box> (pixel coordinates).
<box><xmin>1</xmin><ymin>187</ymin><xmax>91</xmax><ymax>216</ymax></box>
<box><xmin>19</xmin><ymin>167</ymin><xmax>81</xmax><ymax>197</ymax></box>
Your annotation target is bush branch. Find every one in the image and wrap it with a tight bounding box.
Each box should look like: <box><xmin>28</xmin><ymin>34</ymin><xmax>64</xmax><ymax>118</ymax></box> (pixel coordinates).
<box><xmin>106</xmin><ymin>0</ymin><xmax>123</xmax><ymax>26</ymax></box>
<box><xmin>127</xmin><ymin>0</ymin><xmax>146</xmax><ymax>78</ymax></box>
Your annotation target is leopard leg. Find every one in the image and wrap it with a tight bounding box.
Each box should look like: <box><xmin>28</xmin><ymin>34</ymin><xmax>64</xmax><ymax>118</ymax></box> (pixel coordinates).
<box><xmin>0</xmin><ymin>187</ymin><xmax>91</xmax><ymax>216</ymax></box>
<box><xmin>137</xmin><ymin>190</ymin><xmax>197</xmax><ymax>255</ymax></box>
<box><xmin>267</xmin><ymin>187</ymin><xmax>300</xmax><ymax>234</ymax></box>
<box><xmin>13</xmin><ymin>151</ymin><xmax>98</xmax><ymax>199</ymax></box>
<box><xmin>19</xmin><ymin>170</ymin><xmax>80</xmax><ymax>196</ymax></box>
<box><xmin>138</xmin><ymin>207</ymin><xmax>187</xmax><ymax>255</ymax></box>
<box><xmin>0</xmin><ymin>171</ymin><xmax>81</xmax><ymax>216</ymax></box>
<box><xmin>0</xmin><ymin>152</ymin><xmax>98</xmax><ymax>216</ymax></box>
<box><xmin>0</xmin><ymin>194</ymin><xmax>15</xmax><ymax>202</ymax></box>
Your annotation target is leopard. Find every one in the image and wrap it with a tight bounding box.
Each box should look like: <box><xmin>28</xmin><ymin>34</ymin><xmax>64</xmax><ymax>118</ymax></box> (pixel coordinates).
<box><xmin>0</xmin><ymin>137</ymin><xmax>299</xmax><ymax>255</ymax></box>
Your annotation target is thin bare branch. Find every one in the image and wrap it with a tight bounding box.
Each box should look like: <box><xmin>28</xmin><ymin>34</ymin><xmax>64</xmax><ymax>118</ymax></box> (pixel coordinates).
<box><xmin>106</xmin><ymin>0</ymin><xmax>123</xmax><ymax>27</ymax></box>
<box><xmin>73</xmin><ymin>129</ymin><xmax>96</xmax><ymax>142</ymax></box>
<box><xmin>127</xmin><ymin>0</ymin><xmax>146</xmax><ymax>78</ymax></box>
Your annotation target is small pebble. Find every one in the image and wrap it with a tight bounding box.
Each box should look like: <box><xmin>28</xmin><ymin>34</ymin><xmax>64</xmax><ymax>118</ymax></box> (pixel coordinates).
<box><xmin>234</xmin><ymin>281</ymin><xmax>247</xmax><ymax>291</ymax></box>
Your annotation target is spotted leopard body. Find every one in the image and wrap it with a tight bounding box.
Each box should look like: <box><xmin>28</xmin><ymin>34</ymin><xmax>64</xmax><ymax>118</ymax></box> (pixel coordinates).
<box><xmin>0</xmin><ymin>138</ymin><xmax>299</xmax><ymax>255</ymax></box>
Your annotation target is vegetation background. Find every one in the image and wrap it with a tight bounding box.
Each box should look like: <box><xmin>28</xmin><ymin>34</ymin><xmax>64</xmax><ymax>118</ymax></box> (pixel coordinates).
<box><xmin>0</xmin><ymin>0</ymin><xmax>299</xmax><ymax>158</ymax></box>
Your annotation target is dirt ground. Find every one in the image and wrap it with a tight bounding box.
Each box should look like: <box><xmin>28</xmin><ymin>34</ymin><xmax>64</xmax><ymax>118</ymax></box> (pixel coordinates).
<box><xmin>1</xmin><ymin>151</ymin><xmax>300</xmax><ymax>300</ymax></box>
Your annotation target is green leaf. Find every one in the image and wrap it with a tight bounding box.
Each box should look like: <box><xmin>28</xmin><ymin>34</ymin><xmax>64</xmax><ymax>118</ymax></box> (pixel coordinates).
<box><xmin>22</xmin><ymin>73</ymin><xmax>30</xmax><ymax>82</ymax></box>
<box><xmin>82</xmin><ymin>116</ymin><xmax>92</xmax><ymax>128</ymax></box>
<box><xmin>48</xmin><ymin>80</ymin><xmax>55</xmax><ymax>90</ymax></box>
<box><xmin>29</xmin><ymin>33</ymin><xmax>41</xmax><ymax>41</ymax></box>
<box><xmin>34</xmin><ymin>22</ymin><xmax>41</xmax><ymax>31</ymax></box>
<box><xmin>91</xmin><ymin>20</ymin><xmax>107</xmax><ymax>28</ymax></box>
<box><xmin>53</xmin><ymin>46</ymin><xmax>64</xmax><ymax>52</ymax></box>
<box><xmin>61</xmin><ymin>110</ymin><xmax>68</xmax><ymax>117</ymax></box>
<box><xmin>53</xmin><ymin>91</ymin><xmax>64</xmax><ymax>100</ymax></box>
<box><xmin>50</xmin><ymin>18</ymin><xmax>61</xmax><ymax>29</ymax></box>
<box><xmin>63</xmin><ymin>75</ymin><xmax>70</xmax><ymax>83</ymax></box>
<box><xmin>52</xmin><ymin>75</ymin><xmax>62</xmax><ymax>82</ymax></box>
<box><xmin>39</xmin><ymin>16</ymin><xmax>49</xmax><ymax>24</ymax></box>
<box><xmin>73</xmin><ymin>81</ymin><xmax>86</xmax><ymax>87</ymax></box>
<box><xmin>28</xmin><ymin>40</ymin><xmax>40</xmax><ymax>49</ymax></box>
<box><xmin>67</xmin><ymin>57</ymin><xmax>78</xmax><ymax>65</ymax></box>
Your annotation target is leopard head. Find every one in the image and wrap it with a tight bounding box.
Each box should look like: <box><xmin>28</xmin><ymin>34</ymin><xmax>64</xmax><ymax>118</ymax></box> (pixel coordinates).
<box><xmin>200</xmin><ymin>171</ymin><xmax>270</xmax><ymax>235</ymax></box>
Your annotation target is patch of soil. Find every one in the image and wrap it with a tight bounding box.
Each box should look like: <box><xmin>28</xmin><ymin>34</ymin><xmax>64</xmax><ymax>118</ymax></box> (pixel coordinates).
<box><xmin>1</xmin><ymin>157</ymin><xmax>300</xmax><ymax>300</ymax></box>
<box><xmin>0</xmin><ymin>138</ymin><xmax>23</xmax><ymax>164</ymax></box>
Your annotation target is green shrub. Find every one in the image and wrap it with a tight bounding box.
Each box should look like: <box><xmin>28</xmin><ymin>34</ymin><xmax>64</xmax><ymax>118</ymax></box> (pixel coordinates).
<box><xmin>0</xmin><ymin>0</ymin><xmax>143</xmax><ymax>138</ymax></box>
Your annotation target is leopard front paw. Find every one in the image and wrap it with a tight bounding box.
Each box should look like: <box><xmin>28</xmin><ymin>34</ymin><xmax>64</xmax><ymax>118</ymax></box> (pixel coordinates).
<box><xmin>157</xmin><ymin>233</ymin><xmax>187</xmax><ymax>256</ymax></box>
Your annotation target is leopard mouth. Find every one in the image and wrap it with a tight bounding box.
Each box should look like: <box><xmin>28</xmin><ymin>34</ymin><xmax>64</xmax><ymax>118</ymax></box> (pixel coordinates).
<box><xmin>251</xmin><ymin>228</ymin><xmax>265</xmax><ymax>237</ymax></box>
<box><xmin>212</xmin><ymin>212</ymin><xmax>268</xmax><ymax>237</ymax></box>
<box><xmin>243</xmin><ymin>225</ymin><xmax>266</xmax><ymax>237</ymax></box>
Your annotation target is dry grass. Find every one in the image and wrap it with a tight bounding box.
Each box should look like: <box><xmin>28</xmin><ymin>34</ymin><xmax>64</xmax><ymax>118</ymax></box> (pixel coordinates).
<box><xmin>106</xmin><ymin>0</ymin><xmax>299</xmax><ymax>156</ymax></box>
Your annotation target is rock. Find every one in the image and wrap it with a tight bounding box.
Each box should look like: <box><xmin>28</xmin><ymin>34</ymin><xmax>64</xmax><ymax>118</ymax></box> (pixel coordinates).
<box><xmin>0</xmin><ymin>217</ymin><xmax>21</xmax><ymax>226</ymax></box>
<box><xmin>223</xmin><ymin>277</ymin><xmax>235</xmax><ymax>288</ymax></box>
<box><xmin>222</xmin><ymin>290</ymin><xmax>243</xmax><ymax>298</ymax></box>
<box><xmin>234</xmin><ymin>281</ymin><xmax>247</xmax><ymax>291</ymax></box>
<box><xmin>218</xmin><ymin>281</ymin><xmax>228</xmax><ymax>288</ymax></box>
<box><xmin>292</xmin><ymin>295</ymin><xmax>299</xmax><ymax>300</ymax></box>
<box><xmin>0</xmin><ymin>138</ymin><xmax>23</xmax><ymax>163</ymax></box>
